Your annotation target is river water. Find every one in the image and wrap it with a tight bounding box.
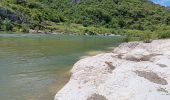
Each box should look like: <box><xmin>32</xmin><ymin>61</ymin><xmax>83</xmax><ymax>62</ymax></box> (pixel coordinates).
<box><xmin>0</xmin><ymin>34</ymin><xmax>123</xmax><ymax>100</ymax></box>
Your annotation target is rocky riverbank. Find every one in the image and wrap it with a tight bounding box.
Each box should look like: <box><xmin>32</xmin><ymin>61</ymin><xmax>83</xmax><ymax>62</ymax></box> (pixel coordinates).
<box><xmin>29</xmin><ymin>29</ymin><xmax>121</xmax><ymax>36</ymax></box>
<box><xmin>55</xmin><ymin>39</ymin><xmax>170</xmax><ymax>100</ymax></box>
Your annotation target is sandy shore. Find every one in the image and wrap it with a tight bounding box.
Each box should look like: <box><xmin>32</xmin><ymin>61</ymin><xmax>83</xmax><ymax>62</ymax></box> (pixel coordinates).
<box><xmin>55</xmin><ymin>39</ymin><xmax>170</xmax><ymax>100</ymax></box>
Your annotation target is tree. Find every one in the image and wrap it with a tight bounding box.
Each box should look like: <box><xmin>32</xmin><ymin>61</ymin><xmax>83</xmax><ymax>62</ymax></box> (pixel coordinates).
<box><xmin>2</xmin><ymin>19</ymin><xmax>13</xmax><ymax>31</ymax></box>
<box><xmin>112</xmin><ymin>0</ymin><xmax>122</xmax><ymax>4</ymax></box>
<box><xmin>16</xmin><ymin>0</ymin><xmax>27</xmax><ymax>4</ymax></box>
<box><xmin>165</xmin><ymin>16</ymin><xmax>170</xmax><ymax>25</ymax></box>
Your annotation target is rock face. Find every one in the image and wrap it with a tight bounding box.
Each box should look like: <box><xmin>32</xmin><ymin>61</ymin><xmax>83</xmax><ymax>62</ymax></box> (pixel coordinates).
<box><xmin>55</xmin><ymin>39</ymin><xmax>170</xmax><ymax>100</ymax></box>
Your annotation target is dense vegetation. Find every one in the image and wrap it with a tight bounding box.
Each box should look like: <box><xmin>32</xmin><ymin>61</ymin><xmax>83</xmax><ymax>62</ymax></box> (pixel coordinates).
<box><xmin>0</xmin><ymin>0</ymin><xmax>170</xmax><ymax>39</ymax></box>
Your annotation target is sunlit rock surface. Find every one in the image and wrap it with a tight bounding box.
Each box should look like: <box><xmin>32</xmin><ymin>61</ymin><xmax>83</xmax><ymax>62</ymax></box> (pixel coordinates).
<box><xmin>55</xmin><ymin>39</ymin><xmax>170</xmax><ymax>100</ymax></box>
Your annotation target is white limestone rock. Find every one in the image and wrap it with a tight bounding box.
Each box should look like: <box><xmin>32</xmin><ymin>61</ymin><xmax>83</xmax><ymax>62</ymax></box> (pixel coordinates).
<box><xmin>55</xmin><ymin>39</ymin><xmax>170</xmax><ymax>100</ymax></box>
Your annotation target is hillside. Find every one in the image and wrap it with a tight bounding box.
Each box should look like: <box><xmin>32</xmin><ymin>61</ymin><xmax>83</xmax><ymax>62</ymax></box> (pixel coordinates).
<box><xmin>0</xmin><ymin>0</ymin><xmax>170</xmax><ymax>38</ymax></box>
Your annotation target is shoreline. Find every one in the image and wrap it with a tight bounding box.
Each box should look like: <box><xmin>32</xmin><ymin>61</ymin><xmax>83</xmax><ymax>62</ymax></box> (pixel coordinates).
<box><xmin>29</xmin><ymin>30</ymin><xmax>122</xmax><ymax>37</ymax></box>
<box><xmin>55</xmin><ymin>39</ymin><xmax>170</xmax><ymax>100</ymax></box>
<box><xmin>0</xmin><ymin>30</ymin><xmax>122</xmax><ymax>37</ymax></box>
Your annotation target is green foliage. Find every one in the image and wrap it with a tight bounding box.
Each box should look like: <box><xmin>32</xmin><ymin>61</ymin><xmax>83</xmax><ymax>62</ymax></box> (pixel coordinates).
<box><xmin>21</xmin><ymin>24</ymin><xmax>29</xmax><ymax>33</ymax></box>
<box><xmin>158</xmin><ymin>30</ymin><xmax>170</xmax><ymax>39</ymax></box>
<box><xmin>1</xmin><ymin>19</ymin><xmax>13</xmax><ymax>31</ymax></box>
<box><xmin>80</xmin><ymin>8</ymin><xmax>111</xmax><ymax>26</ymax></box>
<box><xmin>124</xmin><ymin>35</ymin><xmax>131</xmax><ymax>43</ymax></box>
<box><xmin>28</xmin><ymin>2</ymin><xmax>44</xmax><ymax>9</ymax></box>
<box><xmin>0</xmin><ymin>0</ymin><xmax>170</xmax><ymax>39</ymax></box>
<box><xmin>142</xmin><ymin>32</ymin><xmax>152</xmax><ymax>43</ymax></box>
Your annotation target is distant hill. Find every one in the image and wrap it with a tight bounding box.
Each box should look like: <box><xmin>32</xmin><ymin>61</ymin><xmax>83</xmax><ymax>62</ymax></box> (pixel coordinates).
<box><xmin>0</xmin><ymin>0</ymin><xmax>170</xmax><ymax>38</ymax></box>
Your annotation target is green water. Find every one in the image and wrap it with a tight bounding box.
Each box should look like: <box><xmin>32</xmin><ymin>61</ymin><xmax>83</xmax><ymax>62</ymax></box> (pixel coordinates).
<box><xmin>0</xmin><ymin>34</ymin><xmax>123</xmax><ymax>100</ymax></box>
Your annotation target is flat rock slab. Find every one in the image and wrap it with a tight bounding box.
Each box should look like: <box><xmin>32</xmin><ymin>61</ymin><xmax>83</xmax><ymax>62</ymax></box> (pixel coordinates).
<box><xmin>55</xmin><ymin>39</ymin><xmax>170</xmax><ymax>100</ymax></box>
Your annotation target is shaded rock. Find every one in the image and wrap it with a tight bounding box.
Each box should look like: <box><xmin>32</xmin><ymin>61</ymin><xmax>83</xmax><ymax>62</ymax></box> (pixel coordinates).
<box><xmin>157</xmin><ymin>87</ymin><xmax>169</xmax><ymax>93</ymax></box>
<box><xmin>157</xmin><ymin>64</ymin><xmax>167</xmax><ymax>68</ymax></box>
<box><xmin>105</xmin><ymin>61</ymin><xmax>115</xmax><ymax>73</ymax></box>
<box><xmin>87</xmin><ymin>93</ymin><xmax>107</xmax><ymax>100</ymax></box>
<box><xmin>135</xmin><ymin>70</ymin><xmax>168</xmax><ymax>85</ymax></box>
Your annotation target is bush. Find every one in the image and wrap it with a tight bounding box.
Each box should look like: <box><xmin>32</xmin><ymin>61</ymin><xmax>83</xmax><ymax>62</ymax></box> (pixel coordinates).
<box><xmin>2</xmin><ymin>19</ymin><xmax>13</xmax><ymax>31</ymax></box>
<box><xmin>142</xmin><ymin>32</ymin><xmax>152</xmax><ymax>43</ymax></box>
<box><xmin>16</xmin><ymin>0</ymin><xmax>27</xmax><ymax>4</ymax></box>
<box><xmin>83</xmin><ymin>29</ymin><xmax>97</xmax><ymax>35</ymax></box>
<box><xmin>124</xmin><ymin>35</ymin><xmax>131</xmax><ymax>42</ymax></box>
<box><xmin>81</xmin><ymin>8</ymin><xmax>111</xmax><ymax>26</ymax></box>
<box><xmin>28</xmin><ymin>2</ymin><xmax>43</xmax><ymax>9</ymax></box>
<box><xmin>158</xmin><ymin>30</ymin><xmax>170</xmax><ymax>39</ymax></box>
<box><xmin>21</xmin><ymin>24</ymin><xmax>29</xmax><ymax>33</ymax></box>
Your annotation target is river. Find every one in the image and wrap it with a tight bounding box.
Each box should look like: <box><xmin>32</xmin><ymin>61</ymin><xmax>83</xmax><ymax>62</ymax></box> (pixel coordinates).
<box><xmin>0</xmin><ymin>34</ymin><xmax>123</xmax><ymax>100</ymax></box>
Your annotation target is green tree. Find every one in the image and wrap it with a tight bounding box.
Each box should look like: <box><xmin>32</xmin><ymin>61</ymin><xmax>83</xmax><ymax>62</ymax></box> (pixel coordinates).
<box><xmin>2</xmin><ymin>19</ymin><xmax>13</xmax><ymax>31</ymax></box>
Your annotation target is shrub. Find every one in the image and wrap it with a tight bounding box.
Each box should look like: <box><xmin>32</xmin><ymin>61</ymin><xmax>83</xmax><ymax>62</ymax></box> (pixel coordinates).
<box><xmin>158</xmin><ymin>30</ymin><xmax>170</xmax><ymax>39</ymax></box>
<box><xmin>16</xmin><ymin>0</ymin><xmax>27</xmax><ymax>4</ymax></box>
<box><xmin>142</xmin><ymin>32</ymin><xmax>152</xmax><ymax>43</ymax></box>
<box><xmin>124</xmin><ymin>35</ymin><xmax>131</xmax><ymax>42</ymax></box>
<box><xmin>28</xmin><ymin>2</ymin><xmax>43</xmax><ymax>9</ymax></box>
<box><xmin>21</xmin><ymin>24</ymin><xmax>29</xmax><ymax>33</ymax></box>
